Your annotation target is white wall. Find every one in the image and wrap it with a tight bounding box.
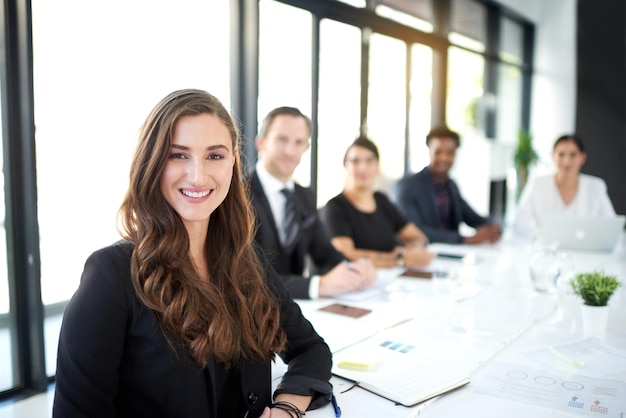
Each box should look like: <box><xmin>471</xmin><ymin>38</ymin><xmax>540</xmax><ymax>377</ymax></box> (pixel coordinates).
<box><xmin>499</xmin><ymin>0</ymin><xmax>578</xmax><ymax>175</ymax></box>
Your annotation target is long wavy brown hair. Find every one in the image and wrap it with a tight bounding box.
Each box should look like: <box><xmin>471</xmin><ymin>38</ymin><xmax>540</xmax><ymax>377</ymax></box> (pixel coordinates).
<box><xmin>117</xmin><ymin>89</ymin><xmax>286</xmax><ymax>367</ymax></box>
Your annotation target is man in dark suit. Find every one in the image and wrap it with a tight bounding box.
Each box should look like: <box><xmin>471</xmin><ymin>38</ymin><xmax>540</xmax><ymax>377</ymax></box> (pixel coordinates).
<box><xmin>396</xmin><ymin>126</ymin><xmax>501</xmax><ymax>244</ymax></box>
<box><xmin>247</xmin><ymin>107</ymin><xmax>376</xmax><ymax>299</ymax></box>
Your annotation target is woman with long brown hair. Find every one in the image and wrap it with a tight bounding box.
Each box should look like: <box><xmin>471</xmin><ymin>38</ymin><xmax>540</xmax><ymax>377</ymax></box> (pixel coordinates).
<box><xmin>53</xmin><ymin>89</ymin><xmax>332</xmax><ymax>418</ymax></box>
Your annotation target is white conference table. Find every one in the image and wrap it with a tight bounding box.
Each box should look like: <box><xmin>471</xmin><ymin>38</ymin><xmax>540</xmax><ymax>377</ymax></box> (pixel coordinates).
<box><xmin>274</xmin><ymin>233</ymin><xmax>626</xmax><ymax>418</ymax></box>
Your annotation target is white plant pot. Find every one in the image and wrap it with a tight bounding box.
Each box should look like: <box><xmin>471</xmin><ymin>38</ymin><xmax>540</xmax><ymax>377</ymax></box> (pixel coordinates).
<box><xmin>581</xmin><ymin>304</ymin><xmax>609</xmax><ymax>338</ymax></box>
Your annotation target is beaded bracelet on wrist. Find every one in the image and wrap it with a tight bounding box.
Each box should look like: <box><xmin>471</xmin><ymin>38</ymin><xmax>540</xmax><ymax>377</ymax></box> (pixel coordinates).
<box><xmin>268</xmin><ymin>401</ymin><xmax>305</xmax><ymax>418</ymax></box>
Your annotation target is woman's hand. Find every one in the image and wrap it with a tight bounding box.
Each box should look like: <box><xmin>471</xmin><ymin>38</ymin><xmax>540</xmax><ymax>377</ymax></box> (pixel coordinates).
<box><xmin>404</xmin><ymin>246</ymin><xmax>435</xmax><ymax>267</ymax></box>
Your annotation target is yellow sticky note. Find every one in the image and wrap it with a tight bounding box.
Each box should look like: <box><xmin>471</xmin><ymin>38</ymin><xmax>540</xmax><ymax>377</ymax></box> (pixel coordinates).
<box><xmin>337</xmin><ymin>359</ymin><xmax>379</xmax><ymax>371</ymax></box>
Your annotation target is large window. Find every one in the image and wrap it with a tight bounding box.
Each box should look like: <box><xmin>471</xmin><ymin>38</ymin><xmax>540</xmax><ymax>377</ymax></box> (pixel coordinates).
<box><xmin>496</xmin><ymin>16</ymin><xmax>524</xmax><ymax>144</ymax></box>
<box><xmin>367</xmin><ymin>33</ymin><xmax>407</xmax><ymax>193</ymax></box>
<box><xmin>31</xmin><ymin>0</ymin><xmax>230</xmax><ymax>379</ymax></box>
<box><xmin>317</xmin><ymin>20</ymin><xmax>362</xmax><ymax>207</ymax></box>
<box><xmin>407</xmin><ymin>43</ymin><xmax>434</xmax><ymax>174</ymax></box>
<box><xmin>449</xmin><ymin>0</ymin><xmax>486</xmax><ymax>51</ymax></box>
<box><xmin>258</xmin><ymin>0</ymin><xmax>313</xmax><ymax>187</ymax></box>
<box><xmin>496</xmin><ymin>64</ymin><xmax>522</xmax><ymax>144</ymax></box>
<box><xmin>500</xmin><ymin>16</ymin><xmax>524</xmax><ymax>65</ymax></box>
<box><xmin>446</xmin><ymin>46</ymin><xmax>486</xmax><ymax>136</ymax></box>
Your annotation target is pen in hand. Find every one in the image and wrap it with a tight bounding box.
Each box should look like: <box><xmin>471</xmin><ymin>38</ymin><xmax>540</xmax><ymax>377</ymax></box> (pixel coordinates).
<box><xmin>343</xmin><ymin>260</ymin><xmax>358</xmax><ymax>273</ymax></box>
<box><xmin>342</xmin><ymin>258</ymin><xmax>377</xmax><ymax>291</ymax></box>
<box><xmin>331</xmin><ymin>394</ymin><xmax>342</xmax><ymax>418</ymax></box>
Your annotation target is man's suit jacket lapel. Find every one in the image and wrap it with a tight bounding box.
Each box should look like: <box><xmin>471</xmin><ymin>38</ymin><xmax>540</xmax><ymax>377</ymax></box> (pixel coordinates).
<box><xmin>446</xmin><ymin>180</ymin><xmax>464</xmax><ymax>227</ymax></box>
<box><xmin>293</xmin><ymin>186</ymin><xmax>316</xmax><ymax>232</ymax></box>
<box><xmin>249</xmin><ymin>172</ymin><xmax>281</xmax><ymax>249</ymax></box>
<box><xmin>420</xmin><ymin>168</ymin><xmax>441</xmax><ymax>227</ymax></box>
<box><xmin>420</xmin><ymin>167</ymin><xmax>462</xmax><ymax>228</ymax></box>
<box><xmin>286</xmin><ymin>185</ymin><xmax>315</xmax><ymax>254</ymax></box>
<box><xmin>250</xmin><ymin>171</ymin><xmax>312</xmax><ymax>254</ymax></box>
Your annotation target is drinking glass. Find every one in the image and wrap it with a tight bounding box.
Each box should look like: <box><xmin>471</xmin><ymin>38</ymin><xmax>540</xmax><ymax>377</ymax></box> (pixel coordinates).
<box><xmin>529</xmin><ymin>240</ymin><xmax>572</xmax><ymax>293</ymax></box>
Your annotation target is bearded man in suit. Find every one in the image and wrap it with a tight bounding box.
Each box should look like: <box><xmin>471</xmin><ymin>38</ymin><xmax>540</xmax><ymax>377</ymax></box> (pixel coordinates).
<box><xmin>396</xmin><ymin>126</ymin><xmax>501</xmax><ymax>244</ymax></box>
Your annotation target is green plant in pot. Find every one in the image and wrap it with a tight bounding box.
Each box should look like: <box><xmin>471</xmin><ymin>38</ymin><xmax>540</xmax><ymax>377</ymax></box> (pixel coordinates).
<box><xmin>570</xmin><ymin>271</ymin><xmax>621</xmax><ymax>338</ymax></box>
<box><xmin>513</xmin><ymin>130</ymin><xmax>538</xmax><ymax>201</ymax></box>
<box><xmin>570</xmin><ymin>271</ymin><xmax>621</xmax><ymax>306</ymax></box>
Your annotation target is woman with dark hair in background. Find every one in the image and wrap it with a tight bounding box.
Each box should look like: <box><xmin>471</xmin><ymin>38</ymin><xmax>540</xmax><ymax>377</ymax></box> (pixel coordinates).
<box><xmin>515</xmin><ymin>133</ymin><xmax>615</xmax><ymax>233</ymax></box>
<box><xmin>53</xmin><ymin>89</ymin><xmax>332</xmax><ymax>418</ymax></box>
<box><xmin>320</xmin><ymin>136</ymin><xmax>435</xmax><ymax>269</ymax></box>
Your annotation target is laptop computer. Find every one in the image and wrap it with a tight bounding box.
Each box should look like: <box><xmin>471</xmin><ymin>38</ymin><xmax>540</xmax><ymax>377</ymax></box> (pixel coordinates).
<box><xmin>538</xmin><ymin>215</ymin><xmax>625</xmax><ymax>252</ymax></box>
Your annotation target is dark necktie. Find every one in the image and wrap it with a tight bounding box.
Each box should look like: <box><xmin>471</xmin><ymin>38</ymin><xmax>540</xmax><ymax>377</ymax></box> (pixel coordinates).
<box><xmin>280</xmin><ymin>188</ymin><xmax>299</xmax><ymax>249</ymax></box>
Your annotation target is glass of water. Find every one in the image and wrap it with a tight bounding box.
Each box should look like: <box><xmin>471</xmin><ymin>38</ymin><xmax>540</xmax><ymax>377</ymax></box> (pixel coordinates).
<box><xmin>529</xmin><ymin>240</ymin><xmax>572</xmax><ymax>293</ymax></box>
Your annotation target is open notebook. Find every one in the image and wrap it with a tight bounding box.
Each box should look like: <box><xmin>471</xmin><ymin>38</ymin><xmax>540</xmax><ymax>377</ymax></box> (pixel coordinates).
<box><xmin>331</xmin><ymin>329</ymin><xmax>470</xmax><ymax>406</ymax></box>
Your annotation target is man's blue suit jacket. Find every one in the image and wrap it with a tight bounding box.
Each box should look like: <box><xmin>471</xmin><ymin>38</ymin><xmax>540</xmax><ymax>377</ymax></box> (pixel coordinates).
<box><xmin>396</xmin><ymin>167</ymin><xmax>489</xmax><ymax>244</ymax></box>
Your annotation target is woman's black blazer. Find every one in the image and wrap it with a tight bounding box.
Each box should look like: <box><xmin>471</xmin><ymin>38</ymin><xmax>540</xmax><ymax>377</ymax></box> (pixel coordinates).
<box><xmin>53</xmin><ymin>241</ymin><xmax>332</xmax><ymax>417</ymax></box>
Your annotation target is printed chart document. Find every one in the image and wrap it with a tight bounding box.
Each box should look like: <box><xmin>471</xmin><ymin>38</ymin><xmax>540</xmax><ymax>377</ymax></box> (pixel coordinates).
<box><xmin>331</xmin><ymin>328</ymin><xmax>470</xmax><ymax>406</ymax></box>
<box><xmin>474</xmin><ymin>362</ymin><xmax>626</xmax><ymax>417</ymax></box>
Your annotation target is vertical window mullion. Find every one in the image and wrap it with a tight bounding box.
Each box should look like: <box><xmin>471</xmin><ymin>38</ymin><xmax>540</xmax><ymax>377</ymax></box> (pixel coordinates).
<box><xmin>230</xmin><ymin>0</ymin><xmax>260</xmax><ymax>171</ymax></box>
<box><xmin>1</xmin><ymin>0</ymin><xmax>47</xmax><ymax>396</ymax></box>
<box><xmin>360</xmin><ymin>28</ymin><xmax>370</xmax><ymax>134</ymax></box>
<box><xmin>521</xmin><ymin>23</ymin><xmax>534</xmax><ymax>131</ymax></box>
<box><xmin>431</xmin><ymin>0</ymin><xmax>450</xmax><ymax>126</ymax></box>
<box><xmin>484</xmin><ymin>4</ymin><xmax>500</xmax><ymax>139</ymax></box>
<box><xmin>310</xmin><ymin>14</ymin><xmax>321</xmax><ymax>197</ymax></box>
<box><xmin>404</xmin><ymin>42</ymin><xmax>411</xmax><ymax>174</ymax></box>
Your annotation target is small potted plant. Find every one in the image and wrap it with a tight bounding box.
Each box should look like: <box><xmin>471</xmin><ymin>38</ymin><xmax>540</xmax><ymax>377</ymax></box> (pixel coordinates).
<box><xmin>570</xmin><ymin>271</ymin><xmax>621</xmax><ymax>338</ymax></box>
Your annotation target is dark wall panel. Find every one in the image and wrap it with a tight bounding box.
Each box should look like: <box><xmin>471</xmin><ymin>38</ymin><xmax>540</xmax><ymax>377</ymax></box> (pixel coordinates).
<box><xmin>575</xmin><ymin>0</ymin><xmax>626</xmax><ymax>215</ymax></box>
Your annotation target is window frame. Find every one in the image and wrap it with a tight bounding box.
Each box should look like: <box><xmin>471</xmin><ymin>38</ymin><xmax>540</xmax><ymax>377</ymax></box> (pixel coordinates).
<box><xmin>0</xmin><ymin>0</ymin><xmax>48</xmax><ymax>399</ymax></box>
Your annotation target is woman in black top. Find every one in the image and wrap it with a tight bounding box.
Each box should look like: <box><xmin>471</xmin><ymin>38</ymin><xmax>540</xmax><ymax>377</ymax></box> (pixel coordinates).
<box><xmin>320</xmin><ymin>136</ymin><xmax>434</xmax><ymax>269</ymax></box>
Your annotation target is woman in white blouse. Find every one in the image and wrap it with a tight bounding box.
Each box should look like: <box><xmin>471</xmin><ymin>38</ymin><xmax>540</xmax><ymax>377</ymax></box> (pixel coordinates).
<box><xmin>515</xmin><ymin>134</ymin><xmax>615</xmax><ymax>234</ymax></box>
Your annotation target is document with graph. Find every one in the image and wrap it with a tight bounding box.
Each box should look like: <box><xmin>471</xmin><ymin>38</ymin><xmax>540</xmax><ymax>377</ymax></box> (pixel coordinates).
<box><xmin>474</xmin><ymin>361</ymin><xmax>626</xmax><ymax>417</ymax></box>
<box><xmin>331</xmin><ymin>328</ymin><xmax>470</xmax><ymax>406</ymax></box>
